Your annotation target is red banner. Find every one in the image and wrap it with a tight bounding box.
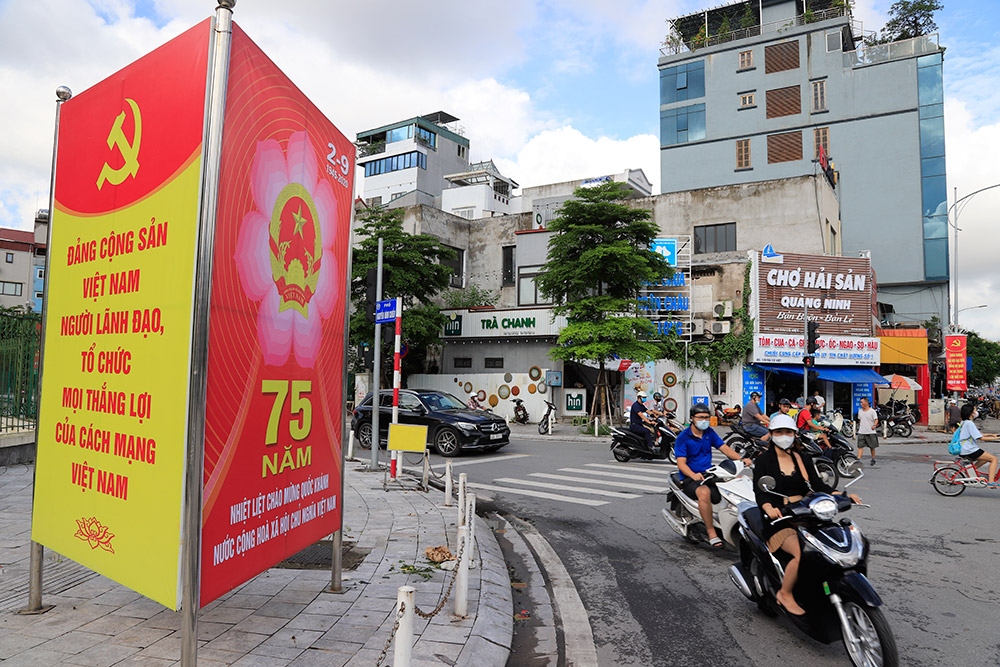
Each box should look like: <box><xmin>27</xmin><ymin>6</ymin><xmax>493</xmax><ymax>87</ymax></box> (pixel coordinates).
<box><xmin>945</xmin><ymin>334</ymin><xmax>968</xmax><ymax>392</ymax></box>
<box><xmin>198</xmin><ymin>24</ymin><xmax>354</xmax><ymax>606</ymax></box>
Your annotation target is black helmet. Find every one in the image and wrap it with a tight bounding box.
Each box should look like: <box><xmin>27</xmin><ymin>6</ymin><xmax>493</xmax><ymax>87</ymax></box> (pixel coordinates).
<box><xmin>653</xmin><ymin>392</ymin><xmax>663</xmax><ymax>401</ymax></box>
<box><xmin>690</xmin><ymin>403</ymin><xmax>711</xmax><ymax>418</ymax></box>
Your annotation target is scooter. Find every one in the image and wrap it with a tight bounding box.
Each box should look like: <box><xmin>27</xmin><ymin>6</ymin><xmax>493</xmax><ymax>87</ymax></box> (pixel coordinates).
<box><xmin>661</xmin><ymin>459</ymin><xmax>755</xmax><ymax>549</ymax></box>
<box><xmin>798</xmin><ymin>432</ymin><xmax>841</xmax><ymax>488</ymax></box>
<box><xmin>610</xmin><ymin>417</ymin><xmax>679</xmax><ymax>463</ymax></box>
<box><xmin>723</xmin><ymin>422</ymin><xmax>769</xmax><ymax>460</ymax></box>
<box><xmin>729</xmin><ymin>465</ymin><xmax>899</xmax><ymax>667</ymax></box>
<box><xmin>815</xmin><ymin>416</ymin><xmax>862</xmax><ymax>479</ymax></box>
<box><xmin>511</xmin><ymin>398</ymin><xmax>529</xmax><ymax>424</ymax></box>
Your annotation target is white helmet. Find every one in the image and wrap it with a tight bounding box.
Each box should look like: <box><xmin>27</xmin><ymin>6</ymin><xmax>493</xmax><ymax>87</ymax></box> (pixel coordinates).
<box><xmin>769</xmin><ymin>413</ymin><xmax>798</xmax><ymax>432</ymax></box>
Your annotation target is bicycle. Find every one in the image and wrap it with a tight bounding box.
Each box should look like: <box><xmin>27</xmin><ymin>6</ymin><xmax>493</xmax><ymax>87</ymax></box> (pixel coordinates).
<box><xmin>929</xmin><ymin>456</ymin><xmax>1000</xmax><ymax>496</ymax></box>
<box><xmin>538</xmin><ymin>400</ymin><xmax>557</xmax><ymax>435</ymax></box>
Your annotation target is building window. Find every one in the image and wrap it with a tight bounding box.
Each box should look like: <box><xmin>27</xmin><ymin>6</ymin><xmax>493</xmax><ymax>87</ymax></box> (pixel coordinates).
<box><xmin>739</xmin><ymin>92</ymin><xmax>756</xmax><ymax>108</ymax></box>
<box><xmin>659</xmin><ymin>61</ymin><xmax>705</xmax><ymax>104</ymax></box>
<box><xmin>517</xmin><ymin>267</ymin><xmax>552</xmax><ymax>306</ymax></box>
<box><xmin>738</xmin><ymin>50</ymin><xmax>753</xmax><ymax>70</ymax></box>
<box><xmin>694</xmin><ymin>223</ymin><xmax>737</xmax><ymax>254</ymax></box>
<box><xmin>736</xmin><ymin>139</ymin><xmax>752</xmax><ymax>169</ymax></box>
<box><xmin>415</xmin><ymin>125</ymin><xmax>437</xmax><ymax>149</ymax></box>
<box><xmin>453</xmin><ymin>357</ymin><xmax>472</xmax><ymax>369</ymax></box>
<box><xmin>362</xmin><ymin>151</ymin><xmax>426</xmax><ymax>177</ymax></box>
<box><xmin>36</xmin><ymin>268</ymin><xmax>45</xmax><ymax>280</ymax></box>
<box><xmin>442</xmin><ymin>245</ymin><xmax>464</xmax><ymax>288</ymax></box>
<box><xmin>34</xmin><ymin>291</ymin><xmax>44</xmax><ymax>301</ymax></box>
<box><xmin>660</xmin><ymin>103</ymin><xmax>706</xmax><ymax>147</ymax></box>
<box><xmin>502</xmin><ymin>246</ymin><xmax>516</xmax><ymax>286</ymax></box>
<box><xmin>367</xmin><ymin>196</ymin><xmax>382</xmax><ymax>207</ymax></box>
<box><xmin>765</xmin><ymin>85</ymin><xmax>801</xmax><ymax>119</ymax></box>
<box><xmin>811</xmin><ymin>80</ymin><xmax>827</xmax><ymax>112</ymax></box>
<box><xmin>452</xmin><ymin>207</ymin><xmax>475</xmax><ymax>219</ymax></box>
<box><xmin>712</xmin><ymin>371</ymin><xmax>728</xmax><ymax>396</ymax></box>
<box><xmin>4</xmin><ymin>253</ymin><xmax>12</xmax><ymax>263</ymax></box>
<box><xmin>765</xmin><ymin>41</ymin><xmax>799</xmax><ymax>74</ymax></box>
<box><xmin>814</xmin><ymin>127</ymin><xmax>830</xmax><ymax>160</ymax></box>
<box><xmin>0</xmin><ymin>281</ymin><xmax>22</xmax><ymax>296</ymax></box>
<box><xmin>485</xmin><ymin>358</ymin><xmax>504</xmax><ymax>369</ymax></box>
<box><xmin>767</xmin><ymin>131</ymin><xmax>803</xmax><ymax>164</ymax></box>
<box><xmin>458</xmin><ymin>145</ymin><xmax>467</xmax><ymax>158</ymax></box>
<box><xmin>826</xmin><ymin>30</ymin><xmax>842</xmax><ymax>53</ymax></box>
<box><xmin>387</xmin><ymin>124</ymin><xmax>414</xmax><ymax>143</ymax></box>
<box><xmin>829</xmin><ymin>225</ymin><xmax>838</xmax><ymax>255</ymax></box>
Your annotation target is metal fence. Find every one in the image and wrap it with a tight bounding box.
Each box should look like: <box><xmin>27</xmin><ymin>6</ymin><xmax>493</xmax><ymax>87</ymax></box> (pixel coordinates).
<box><xmin>0</xmin><ymin>311</ymin><xmax>41</xmax><ymax>433</ymax></box>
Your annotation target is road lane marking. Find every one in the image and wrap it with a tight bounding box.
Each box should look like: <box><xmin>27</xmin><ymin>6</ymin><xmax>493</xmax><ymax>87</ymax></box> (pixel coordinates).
<box><xmin>430</xmin><ymin>453</ymin><xmax>532</xmax><ymax>469</ymax></box>
<box><xmin>492</xmin><ymin>478</ymin><xmax>640</xmax><ymax>499</ymax></box>
<box><xmin>559</xmin><ymin>467</ymin><xmax>668</xmax><ymax>484</ymax></box>
<box><xmin>528</xmin><ymin>473</ymin><xmax>665</xmax><ymax>493</ymax></box>
<box><xmin>587</xmin><ymin>463</ymin><xmax>676</xmax><ymax>472</ymax></box>
<box><xmin>467</xmin><ymin>483</ymin><xmax>608</xmax><ymax>506</ymax></box>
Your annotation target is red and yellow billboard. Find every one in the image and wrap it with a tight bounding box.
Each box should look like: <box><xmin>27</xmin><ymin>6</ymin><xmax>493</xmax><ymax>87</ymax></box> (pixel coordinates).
<box><xmin>198</xmin><ymin>25</ymin><xmax>352</xmax><ymax>606</ymax></box>
<box><xmin>32</xmin><ymin>18</ymin><xmax>352</xmax><ymax>611</ymax></box>
<box><xmin>945</xmin><ymin>334</ymin><xmax>968</xmax><ymax>392</ymax></box>
<box><xmin>32</xmin><ymin>20</ymin><xmax>211</xmax><ymax>609</ymax></box>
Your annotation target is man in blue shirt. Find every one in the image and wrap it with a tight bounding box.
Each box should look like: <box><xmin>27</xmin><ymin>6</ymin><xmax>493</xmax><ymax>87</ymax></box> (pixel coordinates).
<box><xmin>675</xmin><ymin>403</ymin><xmax>750</xmax><ymax>547</ymax></box>
<box><xmin>629</xmin><ymin>391</ymin><xmax>656</xmax><ymax>451</ymax></box>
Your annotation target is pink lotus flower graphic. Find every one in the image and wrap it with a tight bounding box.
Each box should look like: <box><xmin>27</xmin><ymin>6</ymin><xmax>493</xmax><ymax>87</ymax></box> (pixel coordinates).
<box><xmin>236</xmin><ymin>131</ymin><xmax>340</xmax><ymax>368</ymax></box>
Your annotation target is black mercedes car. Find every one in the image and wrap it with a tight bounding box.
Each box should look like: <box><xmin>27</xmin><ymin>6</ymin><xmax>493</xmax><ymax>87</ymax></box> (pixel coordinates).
<box><xmin>351</xmin><ymin>389</ymin><xmax>510</xmax><ymax>457</ymax></box>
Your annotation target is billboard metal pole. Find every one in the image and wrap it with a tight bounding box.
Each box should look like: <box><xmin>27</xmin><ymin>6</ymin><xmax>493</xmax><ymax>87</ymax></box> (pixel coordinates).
<box><xmin>181</xmin><ymin>2</ymin><xmax>235</xmax><ymax>665</ymax></box>
<box><xmin>23</xmin><ymin>85</ymin><xmax>73</xmax><ymax>615</ymax></box>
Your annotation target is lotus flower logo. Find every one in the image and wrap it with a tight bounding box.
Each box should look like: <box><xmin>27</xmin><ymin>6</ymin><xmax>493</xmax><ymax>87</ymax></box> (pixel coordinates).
<box><xmin>74</xmin><ymin>517</ymin><xmax>115</xmax><ymax>553</ymax></box>
<box><xmin>236</xmin><ymin>131</ymin><xmax>340</xmax><ymax>367</ymax></box>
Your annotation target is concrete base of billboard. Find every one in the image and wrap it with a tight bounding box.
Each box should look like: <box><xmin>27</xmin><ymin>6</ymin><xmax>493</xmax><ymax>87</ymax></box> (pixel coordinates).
<box><xmin>0</xmin><ymin>432</ymin><xmax>34</xmax><ymax>466</ymax></box>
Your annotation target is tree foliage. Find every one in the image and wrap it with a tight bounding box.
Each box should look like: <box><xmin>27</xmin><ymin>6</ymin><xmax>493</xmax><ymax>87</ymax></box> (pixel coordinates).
<box><xmin>966</xmin><ymin>329</ymin><xmax>1000</xmax><ymax>387</ymax></box>
<box><xmin>535</xmin><ymin>181</ymin><xmax>671</xmax><ymax>366</ymax></box>
<box><xmin>442</xmin><ymin>283</ymin><xmax>498</xmax><ymax>309</ymax></box>
<box><xmin>350</xmin><ymin>206</ymin><xmax>455</xmax><ymax>379</ymax></box>
<box><xmin>878</xmin><ymin>0</ymin><xmax>943</xmax><ymax>42</ymax></box>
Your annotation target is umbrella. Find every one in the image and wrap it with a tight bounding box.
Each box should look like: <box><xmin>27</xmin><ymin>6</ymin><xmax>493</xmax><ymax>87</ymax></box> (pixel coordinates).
<box><xmin>876</xmin><ymin>374</ymin><xmax>923</xmax><ymax>391</ymax></box>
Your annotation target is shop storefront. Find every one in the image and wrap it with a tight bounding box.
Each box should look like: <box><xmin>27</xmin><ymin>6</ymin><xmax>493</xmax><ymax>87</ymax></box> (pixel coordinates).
<box><xmin>877</xmin><ymin>327</ymin><xmax>929</xmax><ymax>423</ymax></box>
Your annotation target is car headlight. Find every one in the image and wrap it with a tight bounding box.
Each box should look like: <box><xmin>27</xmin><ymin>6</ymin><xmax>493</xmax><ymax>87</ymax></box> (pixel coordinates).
<box><xmin>454</xmin><ymin>422</ymin><xmax>479</xmax><ymax>432</ymax></box>
<box><xmin>809</xmin><ymin>497</ymin><xmax>839</xmax><ymax>521</ymax></box>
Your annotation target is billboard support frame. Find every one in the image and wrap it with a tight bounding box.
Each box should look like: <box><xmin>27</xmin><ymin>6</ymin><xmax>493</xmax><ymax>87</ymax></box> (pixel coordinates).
<box><xmin>180</xmin><ymin>3</ymin><xmax>235</xmax><ymax>666</ymax></box>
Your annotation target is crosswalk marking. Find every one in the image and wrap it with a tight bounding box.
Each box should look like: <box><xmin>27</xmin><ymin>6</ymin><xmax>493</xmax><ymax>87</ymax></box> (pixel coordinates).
<box><xmin>587</xmin><ymin>462</ymin><xmax>675</xmax><ymax>472</ymax></box>
<box><xmin>528</xmin><ymin>473</ymin><xmax>666</xmax><ymax>493</ymax></box>
<box><xmin>467</xmin><ymin>483</ymin><xmax>608</xmax><ymax>506</ymax></box>
<box><xmin>492</xmin><ymin>478</ymin><xmax>640</xmax><ymax>499</ymax></box>
<box><xmin>558</xmin><ymin>467</ymin><xmax>668</xmax><ymax>484</ymax></box>
<box><xmin>430</xmin><ymin>453</ymin><xmax>532</xmax><ymax>469</ymax></box>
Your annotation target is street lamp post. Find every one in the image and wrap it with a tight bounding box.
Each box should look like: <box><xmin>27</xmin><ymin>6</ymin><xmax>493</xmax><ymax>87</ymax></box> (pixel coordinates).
<box><xmin>947</xmin><ymin>184</ymin><xmax>1000</xmax><ymax>333</ymax></box>
<box><xmin>955</xmin><ymin>304</ymin><xmax>987</xmax><ymax>332</ymax></box>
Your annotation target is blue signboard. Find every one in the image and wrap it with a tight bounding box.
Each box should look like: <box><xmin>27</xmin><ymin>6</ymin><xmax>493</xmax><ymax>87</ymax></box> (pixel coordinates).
<box><xmin>851</xmin><ymin>383</ymin><xmax>873</xmax><ymax>419</ymax></box>
<box><xmin>375</xmin><ymin>299</ymin><xmax>397</xmax><ymax>324</ymax></box>
<box><xmin>651</xmin><ymin>238</ymin><xmax>678</xmax><ymax>267</ymax></box>
<box><xmin>742</xmin><ymin>366</ymin><xmax>765</xmax><ymax>405</ymax></box>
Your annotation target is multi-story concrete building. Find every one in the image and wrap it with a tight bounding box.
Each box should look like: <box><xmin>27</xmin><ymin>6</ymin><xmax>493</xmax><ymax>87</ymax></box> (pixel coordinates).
<box><xmin>0</xmin><ymin>211</ymin><xmax>48</xmax><ymax>313</ymax></box>
<box><xmin>658</xmin><ymin>0</ymin><xmax>948</xmax><ymax>328</ymax></box>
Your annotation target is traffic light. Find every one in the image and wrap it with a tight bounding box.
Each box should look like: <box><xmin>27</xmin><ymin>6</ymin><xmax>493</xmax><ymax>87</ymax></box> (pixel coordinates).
<box><xmin>364</xmin><ymin>268</ymin><xmax>378</xmax><ymax>323</ymax></box>
<box><xmin>806</xmin><ymin>321</ymin><xmax>820</xmax><ymax>354</ymax></box>
<box><xmin>803</xmin><ymin>355</ymin><xmax>815</xmax><ymax>368</ymax></box>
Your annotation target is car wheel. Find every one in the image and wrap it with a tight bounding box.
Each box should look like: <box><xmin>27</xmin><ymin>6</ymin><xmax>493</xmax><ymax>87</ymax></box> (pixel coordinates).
<box><xmin>357</xmin><ymin>423</ymin><xmax>373</xmax><ymax>450</ymax></box>
<box><xmin>434</xmin><ymin>427</ymin><xmax>462</xmax><ymax>457</ymax></box>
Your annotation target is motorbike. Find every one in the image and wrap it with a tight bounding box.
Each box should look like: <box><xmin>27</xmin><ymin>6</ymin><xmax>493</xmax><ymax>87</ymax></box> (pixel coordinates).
<box><xmin>723</xmin><ymin>422</ymin><xmax>769</xmax><ymax>460</ymax></box>
<box><xmin>537</xmin><ymin>400</ymin><xmax>557</xmax><ymax>434</ymax></box>
<box><xmin>876</xmin><ymin>406</ymin><xmax>913</xmax><ymax>438</ymax></box>
<box><xmin>815</xmin><ymin>416</ymin><xmax>862</xmax><ymax>479</ymax></box>
<box><xmin>729</xmin><ymin>464</ymin><xmax>899</xmax><ymax>667</ymax></box>
<box><xmin>511</xmin><ymin>398</ymin><xmax>529</xmax><ymax>424</ymax></box>
<box><xmin>798</xmin><ymin>432</ymin><xmax>841</xmax><ymax>488</ymax></box>
<box><xmin>713</xmin><ymin>400</ymin><xmax>742</xmax><ymax>426</ymax></box>
<box><xmin>825</xmin><ymin>408</ymin><xmax>855</xmax><ymax>438</ymax></box>
<box><xmin>662</xmin><ymin>459</ymin><xmax>755</xmax><ymax>548</ymax></box>
<box><xmin>611</xmin><ymin>416</ymin><xmax>679</xmax><ymax>463</ymax></box>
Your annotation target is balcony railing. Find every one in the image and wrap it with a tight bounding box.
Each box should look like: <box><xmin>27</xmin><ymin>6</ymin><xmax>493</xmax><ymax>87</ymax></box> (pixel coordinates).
<box><xmin>844</xmin><ymin>33</ymin><xmax>940</xmax><ymax>68</ymax></box>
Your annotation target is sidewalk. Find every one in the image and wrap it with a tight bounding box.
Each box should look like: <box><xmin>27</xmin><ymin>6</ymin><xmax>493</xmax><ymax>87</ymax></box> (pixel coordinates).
<box><xmin>0</xmin><ymin>461</ymin><xmax>512</xmax><ymax>666</ymax></box>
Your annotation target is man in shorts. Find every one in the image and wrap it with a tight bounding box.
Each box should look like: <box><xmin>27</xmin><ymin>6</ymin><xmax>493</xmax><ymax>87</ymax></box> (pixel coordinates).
<box><xmin>856</xmin><ymin>396</ymin><xmax>880</xmax><ymax>466</ymax></box>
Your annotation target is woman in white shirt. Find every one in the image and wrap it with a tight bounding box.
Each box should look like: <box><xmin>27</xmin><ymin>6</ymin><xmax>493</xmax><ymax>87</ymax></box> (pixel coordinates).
<box><xmin>957</xmin><ymin>403</ymin><xmax>1000</xmax><ymax>486</ymax></box>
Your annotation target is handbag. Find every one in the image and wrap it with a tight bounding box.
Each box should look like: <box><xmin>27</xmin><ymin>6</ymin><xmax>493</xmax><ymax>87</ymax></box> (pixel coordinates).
<box><xmin>948</xmin><ymin>429</ymin><xmax>963</xmax><ymax>456</ymax></box>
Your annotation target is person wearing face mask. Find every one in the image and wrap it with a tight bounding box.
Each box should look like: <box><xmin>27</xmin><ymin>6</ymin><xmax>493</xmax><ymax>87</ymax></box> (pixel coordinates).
<box><xmin>675</xmin><ymin>403</ymin><xmax>752</xmax><ymax>548</ymax></box>
<box><xmin>753</xmin><ymin>414</ymin><xmax>861</xmax><ymax>615</ymax></box>
<box><xmin>956</xmin><ymin>402</ymin><xmax>1000</xmax><ymax>486</ymax></box>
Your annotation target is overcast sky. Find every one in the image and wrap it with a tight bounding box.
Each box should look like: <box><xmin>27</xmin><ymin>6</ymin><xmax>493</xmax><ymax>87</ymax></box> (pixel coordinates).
<box><xmin>1</xmin><ymin>0</ymin><xmax>997</xmax><ymax>339</ymax></box>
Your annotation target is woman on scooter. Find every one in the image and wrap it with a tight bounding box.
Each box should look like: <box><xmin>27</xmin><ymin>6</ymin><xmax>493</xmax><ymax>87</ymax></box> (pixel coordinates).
<box><xmin>753</xmin><ymin>414</ymin><xmax>861</xmax><ymax>615</ymax></box>
<box><xmin>956</xmin><ymin>402</ymin><xmax>1000</xmax><ymax>486</ymax></box>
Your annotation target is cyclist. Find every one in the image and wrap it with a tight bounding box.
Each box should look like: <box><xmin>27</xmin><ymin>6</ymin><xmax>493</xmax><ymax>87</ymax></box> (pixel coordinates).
<box><xmin>956</xmin><ymin>402</ymin><xmax>1000</xmax><ymax>487</ymax></box>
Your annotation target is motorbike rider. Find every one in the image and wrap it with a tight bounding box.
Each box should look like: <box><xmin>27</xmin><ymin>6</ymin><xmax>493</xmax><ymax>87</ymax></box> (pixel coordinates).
<box><xmin>754</xmin><ymin>414</ymin><xmax>862</xmax><ymax>615</ymax></box>
<box><xmin>741</xmin><ymin>391</ymin><xmax>771</xmax><ymax>441</ymax></box>
<box><xmin>769</xmin><ymin>397</ymin><xmax>794</xmax><ymax>420</ymax></box>
<box><xmin>675</xmin><ymin>403</ymin><xmax>752</xmax><ymax>548</ymax></box>
<box><xmin>956</xmin><ymin>402</ymin><xmax>1000</xmax><ymax>486</ymax></box>
<box><xmin>467</xmin><ymin>392</ymin><xmax>483</xmax><ymax>411</ymax></box>
<box><xmin>649</xmin><ymin>392</ymin><xmax>666</xmax><ymax>418</ymax></box>
<box><xmin>798</xmin><ymin>398</ymin><xmax>831</xmax><ymax>450</ymax></box>
<box><xmin>629</xmin><ymin>391</ymin><xmax>657</xmax><ymax>451</ymax></box>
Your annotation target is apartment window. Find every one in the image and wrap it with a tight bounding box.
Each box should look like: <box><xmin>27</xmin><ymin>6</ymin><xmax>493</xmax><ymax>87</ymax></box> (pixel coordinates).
<box><xmin>765</xmin><ymin>41</ymin><xmax>799</xmax><ymax>74</ymax></box>
<box><xmin>442</xmin><ymin>245</ymin><xmax>464</xmax><ymax>288</ymax></box>
<box><xmin>766</xmin><ymin>86</ymin><xmax>801</xmax><ymax>119</ymax></box>
<box><xmin>812</xmin><ymin>80</ymin><xmax>827</xmax><ymax>112</ymax></box>
<box><xmin>4</xmin><ymin>253</ymin><xmax>12</xmax><ymax>263</ymax></box>
<box><xmin>738</xmin><ymin>50</ymin><xmax>753</xmax><ymax>70</ymax></box>
<box><xmin>517</xmin><ymin>267</ymin><xmax>553</xmax><ymax>306</ymax></box>
<box><xmin>452</xmin><ymin>207</ymin><xmax>475</xmax><ymax>219</ymax></box>
<box><xmin>694</xmin><ymin>223</ymin><xmax>737</xmax><ymax>254</ymax></box>
<box><xmin>485</xmin><ymin>358</ymin><xmax>504</xmax><ymax>369</ymax></box>
<box><xmin>814</xmin><ymin>127</ymin><xmax>830</xmax><ymax>160</ymax></box>
<box><xmin>0</xmin><ymin>281</ymin><xmax>22</xmax><ymax>296</ymax></box>
<box><xmin>458</xmin><ymin>145</ymin><xmax>467</xmax><ymax>158</ymax></box>
<box><xmin>34</xmin><ymin>291</ymin><xmax>44</xmax><ymax>301</ymax></box>
<box><xmin>36</xmin><ymin>268</ymin><xmax>45</xmax><ymax>280</ymax></box>
<box><xmin>659</xmin><ymin>61</ymin><xmax>705</xmax><ymax>104</ymax></box>
<box><xmin>739</xmin><ymin>92</ymin><xmax>756</xmax><ymax>108</ymax></box>
<box><xmin>826</xmin><ymin>30</ymin><xmax>843</xmax><ymax>53</ymax></box>
<box><xmin>767</xmin><ymin>131</ymin><xmax>803</xmax><ymax>164</ymax></box>
<box><xmin>415</xmin><ymin>125</ymin><xmax>437</xmax><ymax>149</ymax></box>
<box><xmin>712</xmin><ymin>371</ymin><xmax>728</xmax><ymax>396</ymax></box>
<box><xmin>453</xmin><ymin>357</ymin><xmax>472</xmax><ymax>369</ymax></box>
<box><xmin>736</xmin><ymin>139</ymin><xmax>752</xmax><ymax>170</ymax></box>
<box><xmin>660</xmin><ymin>103</ymin><xmax>706</xmax><ymax>146</ymax></box>
<box><xmin>363</xmin><ymin>150</ymin><xmax>426</xmax><ymax>177</ymax></box>
<box><xmin>387</xmin><ymin>124</ymin><xmax>413</xmax><ymax>143</ymax></box>
<box><xmin>502</xmin><ymin>246</ymin><xmax>516</xmax><ymax>286</ymax></box>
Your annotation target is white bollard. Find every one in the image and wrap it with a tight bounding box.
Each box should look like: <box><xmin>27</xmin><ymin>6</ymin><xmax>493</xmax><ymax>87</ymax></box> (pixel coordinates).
<box><xmin>444</xmin><ymin>460</ymin><xmax>453</xmax><ymax>506</ymax></box>
<box><xmin>394</xmin><ymin>585</ymin><xmax>415</xmax><ymax>666</ymax></box>
<box><xmin>457</xmin><ymin>473</ymin><xmax>467</xmax><ymax>527</ymax></box>
<box><xmin>422</xmin><ymin>450</ymin><xmax>430</xmax><ymax>490</ymax></box>
<box><xmin>347</xmin><ymin>430</ymin><xmax>355</xmax><ymax>461</ymax></box>
<box><xmin>594</xmin><ymin>417</ymin><xmax>599</xmax><ymax>437</ymax></box>
<box><xmin>455</xmin><ymin>526</ymin><xmax>469</xmax><ymax>618</ymax></box>
<box><xmin>467</xmin><ymin>493</ymin><xmax>477</xmax><ymax>555</ymax></box>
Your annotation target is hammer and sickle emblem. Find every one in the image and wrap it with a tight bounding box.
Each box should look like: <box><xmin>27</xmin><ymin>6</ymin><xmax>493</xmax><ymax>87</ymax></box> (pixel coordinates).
<box><xmin>96</xmin><ymin>98</ymin><xmax>142</xmax><ymax>190</ymax></box>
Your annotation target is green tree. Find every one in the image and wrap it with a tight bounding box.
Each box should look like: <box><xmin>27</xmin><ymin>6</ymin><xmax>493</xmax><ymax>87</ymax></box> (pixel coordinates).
<box><xmin>879</xmin><ymin>0</ymin><xmax>943</xmax><ymax>42</ymax></box>
<box><xmin>350</xmin><ymin>206</ymin><xmax>455</xmax><ymax>382</ymax></box>
<box><xmin>536</xmin><ymin>181</ymin><xmax>671</xmax><ymax>420</ymax></box>
<box><xmin>966</xmin><ymin>330</ymin><xmax>1000</xmax><ymax>387</ymax></box>
<box><xmin>442</xmin><ymin>284</ymin><xmax>498</xmax><ymax>309</ymax></box>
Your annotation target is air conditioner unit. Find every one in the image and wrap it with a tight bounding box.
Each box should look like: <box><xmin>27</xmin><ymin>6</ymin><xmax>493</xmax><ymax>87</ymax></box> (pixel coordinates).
<box><xmin>713</xmin><ymin>300</ymin><xmax>734</xmax><ymax>318</ymax></box>
<box><xmin>689</xmin><ymin>319</ymin><xmax>705</xmax><ymax>336</ymax></box>
<box><xmin>710</xmin><ymin>320</ymin><xmax>732</xmax><ymax>335</ymax></box>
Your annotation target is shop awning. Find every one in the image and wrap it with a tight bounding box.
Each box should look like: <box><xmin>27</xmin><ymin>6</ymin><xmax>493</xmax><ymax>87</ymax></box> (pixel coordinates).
<box><xmin>754</xmin><ymin>364</ymin><xmax>887</xmax><ymax>385</ymax></box>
